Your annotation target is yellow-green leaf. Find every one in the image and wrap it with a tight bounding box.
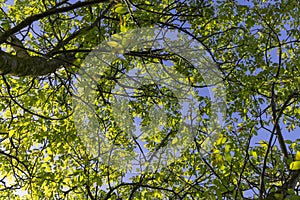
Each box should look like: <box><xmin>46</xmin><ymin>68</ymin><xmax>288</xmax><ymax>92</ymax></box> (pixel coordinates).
<box><xmin>107</xmin><ymin>41</ymin><xmax>123</xmax><ymax>48</ymax></box>
<box><xmin>290</xmin><ymin>161</ymin><xmax>300</xmax><ymax>170</ymax></box>
<box><xmin>8</xmin><ymin>130</ymin><xmax>15</xmax><ymax>137</ymax></box>
<box><xmin>115</xmin><ymin>6</ymin><xmax>127</xmax><ymax>14</ymax></box>
<box><xmin>295</xmin><ymin>151</ymin><xmax>300</xmax><ymax>161</ymax></box>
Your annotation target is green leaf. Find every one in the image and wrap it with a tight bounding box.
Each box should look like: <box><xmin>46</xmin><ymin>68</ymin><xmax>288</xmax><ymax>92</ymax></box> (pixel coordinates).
<box><xmin>107</xmin><ymin>41</ymin><xmax>122</xmax><ymax>48</ymax></box>
<box><xmin>115</xmin><ymin>6</ymin><xmax>127</xmax><ymax>14</ymax></box>
<box><xmin>290</xmin><ymin>161</ymin><xmax>300</xmax><ymax>170</ymax></box>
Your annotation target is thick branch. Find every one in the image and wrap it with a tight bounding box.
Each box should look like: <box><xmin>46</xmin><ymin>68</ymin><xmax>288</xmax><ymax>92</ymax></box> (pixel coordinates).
<box><xmin>0</xmin><ymin>50</ymin><xmax>75</xmax><ymax>76</ymax></box>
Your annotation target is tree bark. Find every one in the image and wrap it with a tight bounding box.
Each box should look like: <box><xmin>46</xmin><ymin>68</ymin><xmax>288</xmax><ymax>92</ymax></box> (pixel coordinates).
<box><xmin>0</xmin><ymin>50</ymin><xmax>74</xmax><ymax>76</ymax></box>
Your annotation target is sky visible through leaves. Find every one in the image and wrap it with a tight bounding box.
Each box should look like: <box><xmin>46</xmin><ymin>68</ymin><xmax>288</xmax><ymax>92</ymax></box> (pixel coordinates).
<box><xmin>1</xmin><ymin>0</ymin><xmax>300</xmax><ymax>199</ymax></box>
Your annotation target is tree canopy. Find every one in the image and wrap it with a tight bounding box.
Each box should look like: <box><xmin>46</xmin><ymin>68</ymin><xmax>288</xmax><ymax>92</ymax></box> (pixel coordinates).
<box><xmin>0</xmin><ymin>0</ymin><xmax>300</xmax><ymax>199</ymax></box>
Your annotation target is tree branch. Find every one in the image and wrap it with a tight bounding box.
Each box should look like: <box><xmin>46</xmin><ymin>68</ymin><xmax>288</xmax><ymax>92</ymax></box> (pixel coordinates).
<box><xmin>0</xmin><ymin>0</ymin><xmax>109</xmax><ymax>45</ymax></box>
<box><xmin>0</xmin><ymin>50</ymin><xmax>75</xmax><ymax>76</ymax></box>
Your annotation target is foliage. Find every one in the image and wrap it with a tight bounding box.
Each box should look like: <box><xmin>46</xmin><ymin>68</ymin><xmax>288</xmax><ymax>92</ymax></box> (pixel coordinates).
<box><xmin>0</xmin><ymin>0</ymin><xmax>299</xmax><ymax>199</ymax></box>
